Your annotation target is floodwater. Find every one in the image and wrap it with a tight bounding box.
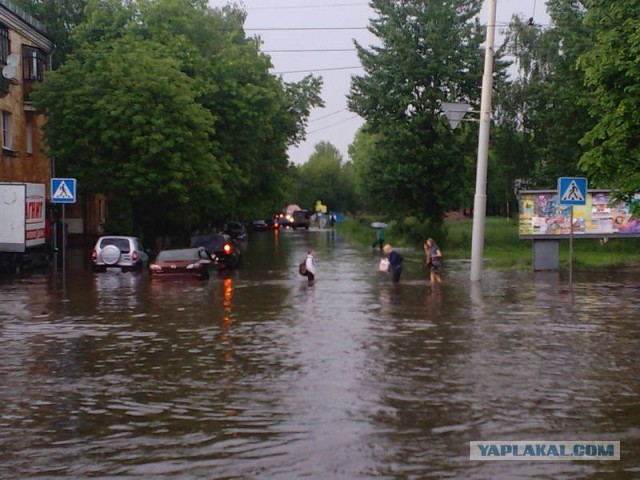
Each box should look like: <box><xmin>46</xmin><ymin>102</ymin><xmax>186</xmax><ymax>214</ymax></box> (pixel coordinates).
<box><xmin>1</xmin><ymin>229</ymin><xmax>639</xmax><ymax>479</ymax></box>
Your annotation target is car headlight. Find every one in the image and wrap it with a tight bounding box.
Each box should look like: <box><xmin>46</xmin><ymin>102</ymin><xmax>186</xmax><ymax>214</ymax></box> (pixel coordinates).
<box><xmin>149</xmin><ymin>264</ymin><xmax>162</xmax><ymax>271</ymax></box>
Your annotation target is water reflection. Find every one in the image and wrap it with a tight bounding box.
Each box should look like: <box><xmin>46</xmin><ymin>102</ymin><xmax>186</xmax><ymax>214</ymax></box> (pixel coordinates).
<box><xmin>0</xmin><ymin>235</ymin><xmax>638</xmax><ymax>479</ymax></box>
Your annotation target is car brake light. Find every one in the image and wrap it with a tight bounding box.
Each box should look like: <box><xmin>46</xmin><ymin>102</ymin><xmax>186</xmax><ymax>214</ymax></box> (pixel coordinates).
<box><xmin>223</xmin><ymin>244</ymin><xmax>232</xmax><ymax>254</ymax></box>
<box><xmin>132</xmin><ymin>250</ymin><xmax>138</xmax><ymax>261</ymax></box>
<box><xmin>91</xmin><ymin>250</ymin><xmax>97</xmax><ymax>261</ymax></box>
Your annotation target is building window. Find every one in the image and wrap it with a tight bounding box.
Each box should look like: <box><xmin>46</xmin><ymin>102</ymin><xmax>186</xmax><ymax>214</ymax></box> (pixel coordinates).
<box><xmin>0</xmin><ymin>25</ymin><xmax>9</xmax><ymax>65</ymax></box>
<box><xmin>26</xmin><ymin>114</ymin><xmax>33</xmax><ymax>154</ymax></box>
<box><xmin>22</xmin><ymin>46</ymin><xmax>47</xmax><ymax>81</ymax></box>
<box><xmin>2</xmin><ymin>111</ymin><xmax>12</xmax><ymax>150</ymax></box>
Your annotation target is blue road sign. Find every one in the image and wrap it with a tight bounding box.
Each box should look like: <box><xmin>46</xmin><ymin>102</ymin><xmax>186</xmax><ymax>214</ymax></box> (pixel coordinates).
<box><xmin>51</xmin><ymin>178</ymin><xmax>77</xmax><ymax>204</ymax></box>
<box><xmin>558</xmin><ymin>177</ymin><xmax>587</xmax><ymax>206</ymax></box>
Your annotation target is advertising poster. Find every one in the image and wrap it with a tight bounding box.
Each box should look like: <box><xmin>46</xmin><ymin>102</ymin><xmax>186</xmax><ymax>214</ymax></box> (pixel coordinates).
<box><xmin>519</xmin><ymin>190</ymin><xmax>640</xmax><ymax>238</ymax></box>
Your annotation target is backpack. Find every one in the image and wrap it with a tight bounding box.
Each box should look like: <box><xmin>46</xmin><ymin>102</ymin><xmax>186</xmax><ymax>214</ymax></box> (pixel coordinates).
<box><xmin>299</xmin><ymin>261</ymin><xmax>307</xmax><ymax>275</ymax></box>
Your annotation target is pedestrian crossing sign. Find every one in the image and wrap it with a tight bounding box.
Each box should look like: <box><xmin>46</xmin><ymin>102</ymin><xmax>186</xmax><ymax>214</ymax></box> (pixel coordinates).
<box><xmin>51</xmin><ymin>178</ymin><xmax>77</xmax><ymax>203</ymax></box>
<box><xmin>558</xmin><ymin>177</ymin><xmax>587</xmax><ymax>206</ymax></box>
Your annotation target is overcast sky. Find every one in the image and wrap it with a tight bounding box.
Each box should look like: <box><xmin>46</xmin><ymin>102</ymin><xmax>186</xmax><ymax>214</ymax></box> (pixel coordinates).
<box><xmin>208</xmin><ymin>1</ymin><xmax>551</xmax><ymax>165</ymax></box>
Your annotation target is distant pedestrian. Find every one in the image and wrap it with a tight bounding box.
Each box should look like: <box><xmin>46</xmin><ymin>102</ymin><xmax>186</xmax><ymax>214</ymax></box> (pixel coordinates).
<box><xmin>383</xmin><ymin>244</ymin><xmax>403</xmax><ymax>283</ymax></box>
<box><xmin>302</xmin><ymin>249</ymin><xmax>316</xmax><ymax>285</ymax></box>
<box><xmin>372</xmin><ymin>229</ymin><xmax>384</xmax><ymax>252</ymax></box>
<box><xmin>424</xmin><ymin>238</ymin><xmax>442</xmax><ymax>283</ymax></box>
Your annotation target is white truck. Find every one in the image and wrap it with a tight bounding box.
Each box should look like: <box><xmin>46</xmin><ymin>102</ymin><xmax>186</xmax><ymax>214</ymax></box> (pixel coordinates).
<box><xmin>0</xmin><ymin>182</ymin><xmax>48</xmax><ymax>272</ymax></box>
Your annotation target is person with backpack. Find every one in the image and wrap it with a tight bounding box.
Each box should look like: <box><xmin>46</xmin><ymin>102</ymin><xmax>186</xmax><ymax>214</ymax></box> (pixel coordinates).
<box><xmin>299</xmin><ymin>248</ymin><xmax>316</xmax><ymax>285</ymax></box>
<box><xmin>383</xmin><ymin>244</ymin><xmax>403</xmax><ymax>284</ymax></box>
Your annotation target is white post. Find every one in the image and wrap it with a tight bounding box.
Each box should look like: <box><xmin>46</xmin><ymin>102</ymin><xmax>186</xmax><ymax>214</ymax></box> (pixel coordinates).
<box><xmin>470</xmin><ymin>0</ymin><xmax>497</xmax><ymax>282</ymax></box>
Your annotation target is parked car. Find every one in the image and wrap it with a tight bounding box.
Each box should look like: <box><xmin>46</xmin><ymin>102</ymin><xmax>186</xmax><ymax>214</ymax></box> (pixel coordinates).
<box><xmin>91</xmin><ymin>236</ymin><xmax>149</xmax><ymax>272</ymax></box>
<box><xmin>251</xmin><ymin>219</ymin><xmax>269</xmax><ymax>232</ymax></box>
<box><xmin>223</xmin><ymin>221</ymin><xmax>246</xmax><ymax>239</ymax></box>
<box><xmin>189</xmin><ymin>233</ymin><xmax>242</xmax><ymax>270</ymax></box>
<box><xmin>149</xmin><ymin>247</ymin><xmax>214</xmax><ymax>280</ymax></box>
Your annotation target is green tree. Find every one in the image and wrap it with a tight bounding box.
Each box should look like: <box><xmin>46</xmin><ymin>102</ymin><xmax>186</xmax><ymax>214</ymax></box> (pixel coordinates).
<box><xmin>293</xmin><ymin>142</ymin><xmax>356</xmax><ymax>212</ymax></box>
<box><xmin>347</xmin><ymin>128</ymin><xmax>379</xmax><ymax>211</ymax></box>
<box><xmin>33</xmin><ymin>0</ymin><xmax>323</xmax><ymax>235</ymax></box>
<box><xmin>33</xmin><ymin>38</ymin><xmax>222</xmax><ymax>234</ymax></box>
<box><xmin>578</xmin><ymin>0</ymin><xmax>640</xmax><ymax>197</ymax></box>
<box><xmin>12</xmin><ymin>0</ymin><xmax>87</xmax><ymax>66</ymax></box>
<box><xmin>498</xmin><ymin>2</ymin><xmax>593</xmax><ymax>189</ymax></box>
<box><xmin>348</xmin><ymin>0</ymin><xmax>487</xmax><ymax>224</ymax></box>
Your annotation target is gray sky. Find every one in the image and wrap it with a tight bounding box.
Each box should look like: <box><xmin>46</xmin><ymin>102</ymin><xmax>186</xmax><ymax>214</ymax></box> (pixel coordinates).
<box><xmin>208</xmin><ymin>1</ymin><xmax>550</xmax><ymax>165</ymax></box>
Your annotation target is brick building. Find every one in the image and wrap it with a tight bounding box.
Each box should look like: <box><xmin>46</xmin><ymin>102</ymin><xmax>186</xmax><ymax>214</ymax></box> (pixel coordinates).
<box><xmin>0</xmin><ymin>0</ymin><xmax>53</xmax><ymax>192</ymax></box>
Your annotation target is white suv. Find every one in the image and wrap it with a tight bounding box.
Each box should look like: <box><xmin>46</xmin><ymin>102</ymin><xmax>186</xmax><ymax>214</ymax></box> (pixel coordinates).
<box><xmin>91</xmin><ymin>236</ymin><xmax>148</xmax><ymax>272</ymax></box>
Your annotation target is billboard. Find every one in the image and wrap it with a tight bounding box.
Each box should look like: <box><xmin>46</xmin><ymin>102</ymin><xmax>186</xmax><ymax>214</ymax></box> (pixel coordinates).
<box><xmin>519</xmin><ymin>190</ymin><xmax>640</xmax><ymax>239</ymax></box>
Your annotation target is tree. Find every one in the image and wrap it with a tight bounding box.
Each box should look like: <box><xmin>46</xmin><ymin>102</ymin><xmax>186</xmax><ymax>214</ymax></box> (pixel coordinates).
<box><xmin>293</xmin><ymin>142</ymin><xmax>355</xmax><ymax>212</ymax></box>
<box><xmin>497</xmin><ymin>2</ymin><xmax>593</xmax><ymax>189</ymax></box>
<box><xmin>12</xmin><ymin>0</ymin><xmax>87</xmax><ymax>66</ymax></box>
<box><xmin>33</xmin><ymin>0</ymin><xmax>323</xmax><ymax>235</ymax></box>
<box><xmin>348</xmin><ymin>0</ymin><xmax>487</xmax><ymax>224</ymax></box>
<box><xmin>347</xmin><ymin>128</ymin><xmax>379</xmax><ymax>211</ymax></box>
<box><xmin>33</xmin><ymin>38</ymin><xmax>222</xmax><ymax>233</ymax></box>
<box><xmin>578</xmin><ymin>0</ymin><xmax>640</xmax><ymax>198</ymax></box>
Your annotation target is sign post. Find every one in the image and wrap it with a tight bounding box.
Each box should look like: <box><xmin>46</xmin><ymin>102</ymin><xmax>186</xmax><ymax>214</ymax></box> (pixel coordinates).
<box><xmin>51</xmin><ymin>178</ymin><xmax>77</xmax><ymax>288</ymax></box>
<box><xmin>558</xmin><ymin>177</ymin><xmax>588</xmax><ymax>286</ymax></box>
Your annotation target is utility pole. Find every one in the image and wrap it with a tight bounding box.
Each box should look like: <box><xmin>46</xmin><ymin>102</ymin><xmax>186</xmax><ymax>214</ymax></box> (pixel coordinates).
<box><xmin>470</xmin><ymin>0</ymin><xmax>497</xmax><ymax>282</ymax></box>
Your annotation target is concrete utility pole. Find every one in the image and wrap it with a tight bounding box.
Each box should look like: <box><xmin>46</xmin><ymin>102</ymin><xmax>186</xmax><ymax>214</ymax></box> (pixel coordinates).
<box><xmin>470</xmin><ymin>0</ymin><xmax>497</xmax><ymax>282</ymax></box>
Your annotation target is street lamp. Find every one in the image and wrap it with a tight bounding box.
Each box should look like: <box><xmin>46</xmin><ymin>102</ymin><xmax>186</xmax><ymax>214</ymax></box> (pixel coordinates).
<box><xmin>470</xmin><ymin>0</ymin><xmax>497</xmax><ymax>282</ymax></box>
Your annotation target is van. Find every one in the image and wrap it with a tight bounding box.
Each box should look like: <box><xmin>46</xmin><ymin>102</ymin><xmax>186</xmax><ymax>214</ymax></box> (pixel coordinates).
<box><xmin>291</xmin><ymin>210</ymin><xmax>310</xmax><ymax>230</ymax></box>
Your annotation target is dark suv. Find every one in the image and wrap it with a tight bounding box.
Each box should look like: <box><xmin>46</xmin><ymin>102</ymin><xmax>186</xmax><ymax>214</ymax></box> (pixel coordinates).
<box><xmin>190</xmin><ymin>233</ymin><xmax>241</xmax><ymax>270</ymax></box>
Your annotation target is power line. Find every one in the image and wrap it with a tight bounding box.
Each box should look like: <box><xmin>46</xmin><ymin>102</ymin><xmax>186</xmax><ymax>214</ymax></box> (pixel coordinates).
<box><xmin>309</xmin><ymin>108</ymin><xmax>348</xmax><ymax>123</ymax></box>
<box><xmin>246</xmin><ymin>27</ymin><xmax>369</xmax><ymax>31</ymax></box>
<box><xmin>273</xmin><ymin>65</ymin><xmax>362</xmax><ymax>74</ymax></box>
<box><xmin>250</xmin><ymin>2</ymin><xmax>369</xmax><ymax>10</ymax></box>
<box><xmin>246</xmin><ymin>22</ymin><xmax>550</xmax><ymax>32</ymax></box>
<box><xmin>307</xmin><ymin>115</ymin><xmax>361</xmax><ymax>134</ymax></box>
<box><xmin>264</xmin><ymin>48</ymin><xmax>356</xmax><ymax>53</ymax></box>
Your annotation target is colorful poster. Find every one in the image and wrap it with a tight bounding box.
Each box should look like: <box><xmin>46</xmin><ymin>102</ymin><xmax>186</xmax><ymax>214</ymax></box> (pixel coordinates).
<box><xmin>518</xmin><ymin>191</ymin><xmax>640</xmax><ymax>238</ymax></box>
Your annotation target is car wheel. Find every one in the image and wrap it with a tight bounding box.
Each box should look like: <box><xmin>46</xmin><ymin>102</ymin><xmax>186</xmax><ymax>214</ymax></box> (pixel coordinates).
<box><xmin>100</xmin><ymin>245</ymin><xmax>121</xmax><ymax>266</ymax></box>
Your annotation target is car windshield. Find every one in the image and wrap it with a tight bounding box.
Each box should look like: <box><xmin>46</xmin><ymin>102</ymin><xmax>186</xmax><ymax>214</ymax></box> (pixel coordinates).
<box><xmin>99</xmin><ymin>238</ymin><xmax>131</xmax><ymax>253</ymax></box>
<box><xmin>190</xmin><ymin>235</ymin><xmax>226</xmax><ymax>251</ymax></box>
<box><xmin>156</xmin><ymin>249</ymin><xmax>200</xmax><ymax>261</ymax></box>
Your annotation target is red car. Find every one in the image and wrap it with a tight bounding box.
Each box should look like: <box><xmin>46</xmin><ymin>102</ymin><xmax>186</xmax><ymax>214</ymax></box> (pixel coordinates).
<box><xmin>149</xmin><ymin>247</ymin><xmax>214</xmax><ymax>280</ymax></box>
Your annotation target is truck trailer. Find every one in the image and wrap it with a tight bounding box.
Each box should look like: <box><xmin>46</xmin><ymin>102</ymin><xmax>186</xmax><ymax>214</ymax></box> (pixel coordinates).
<box><xmin>0</xmin><ymin>183</ymin><xmax>49</xmax><ymax>272</ymax></box>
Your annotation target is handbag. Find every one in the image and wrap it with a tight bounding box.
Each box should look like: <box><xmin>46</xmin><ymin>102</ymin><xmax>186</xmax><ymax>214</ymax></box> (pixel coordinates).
<box><xmin>299</xmin><ymin>261</ymin><xmax>307</xmax><ymax>275</ymax></box>
<box><xmin>378</xmin><ymin>258</ymin><xmax>390</xmax><ymax>272</ymax></box>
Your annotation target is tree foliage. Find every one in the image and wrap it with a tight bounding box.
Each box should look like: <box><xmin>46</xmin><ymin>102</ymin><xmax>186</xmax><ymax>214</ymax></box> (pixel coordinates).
<box><xmin>12</xmin><ymin>0</ymin><xmax>87</xmax><ymax>66</ymax></box>
<box><xmin>292</xmin><ymin>142</ymin><xmax>358</xmax><ymax>213</ymax></box>
<box><xmin>577</xmin><ymin>0</ymin><xmax>640</xmax><ymax>197</ymax></box>
<box><xmin>348</xmin><ymin>0</ymin><xmax>487</xmax><ymax>224</ymax></box>
<box><xmin>497</xmin><ymin>2</ymin><xmax>593</xmax><ymax>189</ymax></box>
<box><xmin>32</xmin><ymin>0</ymin><xmax>323</xmax><ymax>236</ymax></box>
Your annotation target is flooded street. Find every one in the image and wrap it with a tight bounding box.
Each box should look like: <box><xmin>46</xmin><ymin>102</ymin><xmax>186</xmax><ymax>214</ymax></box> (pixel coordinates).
<box><xmin>1</xmin><ymin>229</ymin><xmax>639</xmax><ymax>479</ymax></box>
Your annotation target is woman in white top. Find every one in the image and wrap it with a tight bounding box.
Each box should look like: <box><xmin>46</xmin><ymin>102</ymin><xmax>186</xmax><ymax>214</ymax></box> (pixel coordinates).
<box><xmin>304</xmin><ymin>249</ymin><xmax>316</xmax><ymax>284</ymax></box>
